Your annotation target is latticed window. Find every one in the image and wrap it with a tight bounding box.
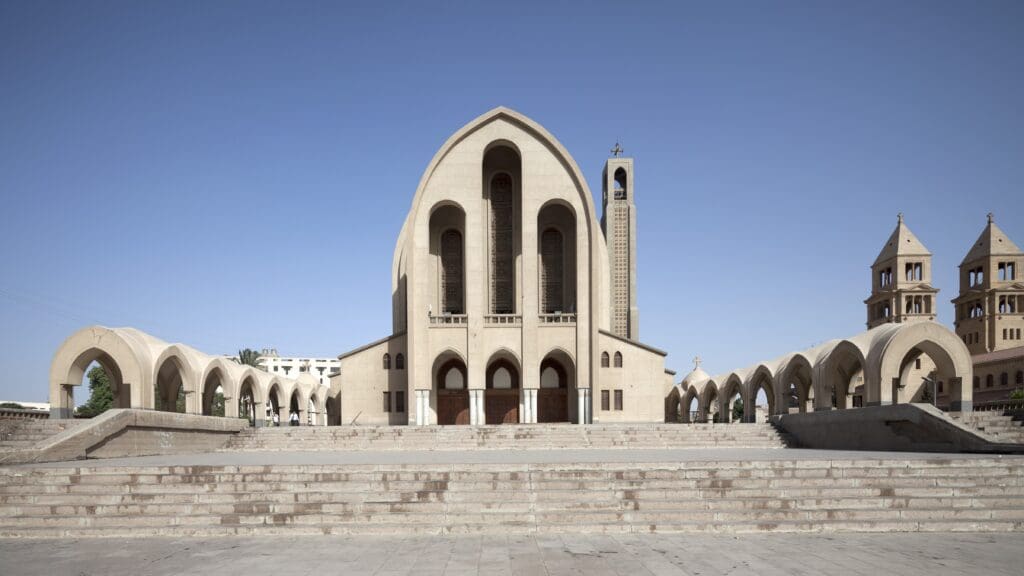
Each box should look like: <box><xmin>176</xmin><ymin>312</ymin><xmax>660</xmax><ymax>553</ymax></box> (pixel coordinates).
<box><xmin>601</xmin><ymin>352</ymin><xmax>610</xmax><ymax>368</ymax></box>
<box><xmin>540</xmin><ymin>228</ymin><xmax>563</xmax><ymax>313</ymax></box>
<box><xmin>613</xmin><ymin>352</ymin><xmax>623</xmax><ymax>368</ymax></box>
<box><xmin>612</xmin><ymin>203</ymin><xmax>630</xmax><ymax>335</ymax></box>
<box><xmin>382</xmin><ymin>353</ymin><xmax>391</xmax><ymax>370</ymax></box>
<box><xmin>441</xmin><ymin>229</ymin><xmax>464</xmax><ymax>314</ymax></box>
<box><xmin>490</xmin><ymin>173</ymin><xmax>514</xmax><ymax>313</ymax></box>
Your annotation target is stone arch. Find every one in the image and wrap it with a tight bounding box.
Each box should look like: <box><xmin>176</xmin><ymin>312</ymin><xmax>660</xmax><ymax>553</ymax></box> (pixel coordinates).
<box><xmin>325</xmin><ymin>392</ymin><xmax>342</xmax><ymax>426</ymax></box>
<box><xmin>665</xmin><ymin>386</ymin><xmax>681</xmax><ymax>423</ymax></box>
<box><xmin>537</xmin><ymin>199</ymin><xmax>578</xmax><ymax>315</ymax></box>
<box><xmin>538</xmin><ymin>348</ymin><xmax>575</xmax><ymax>423</ymax></box>
<box><xmin>746</xmin><ymin>365</ymin><xmax>777</xmax><ymax>423</ymax></box>
<box><xmin>870</xmin><ymin>321</ymin><xmax>974</xmax><ymax>411</ymax></box>
<box><xmin>699</xmin><ymin>381</ymin><xmax>720</xmax><ymax>423</ymax></box>
<box><xmin>718</xmin><ymin>373</ymin><xmax>745</xmax><ymax>423</ymax></box>
<box><xmin>152</xmin><ymin>348</ymin><xmax>197</xmax><ymax>414</ymax></box>
<box><xmin>485</xmin><ymin>349</ymin><xmax>521</xmax><ymax>424</ymax></box>
<box><xmin>433</xmin><ymin>350</ymin><xmax>469</xmax><ymax>426</ymax></box>
<box><xmin>237</xmin><ymin>374</ymin><xmax>259</xmax><ymax>426</ymax></box>
<box><xmin>814</xmin><ymin>340</ymin><xmax>867</xmax><ymax>411</ymax></box>
<box><xmin>681</xmin><ymin>385</ymin><xmax>699</xmax><ymax>424</ymax></box>
<box><xmin>483</xmin><ymin>143</ymin><xmax>522</xmax><ymax>315</ymax></box>
<box><xmin>429</xmin><ymin>201</ymin><xmax>467</xmax><ymax>316</ymax></box>
<box><xmin>199</xmin><ymin>358</ymin><xmax>236</xmax><ymax>417</ymax></box>
<box><xmin>267</xmin><ymin>381</ymin><xmax>286</xmax><ymax>426</ymax></box>
<box><xmin>48</xmin><ymin>326</ymin><xmax>151</xmax><ymax>418</ymax></box>
<box><xmin>777</xmin><ymin>353</ymin><xmax>814</xmax><ymax>414</ymax></box>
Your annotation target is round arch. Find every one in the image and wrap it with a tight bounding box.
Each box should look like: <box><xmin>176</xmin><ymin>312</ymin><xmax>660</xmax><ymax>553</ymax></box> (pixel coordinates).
<box><xmin>485</xmin><ymin>349</ymin><xmax>521</xmax><ymax>425</ymax></box>
<box><xmin>433</xmin><ymin>350</ymin><xmax>469</xmax><ymax>426</ymax></box>
<box><xmin>49</xmin><ymin>326</ymin><xmax>151</xmax><ymax>418</ymax></box>
<box><xmin>814</xmin><ymin>340</ymin><xmax>867</xmax><ymax>411</ymax></box>
<box><xmin>538</xmin><ymin>348</ymin><xmax>575</xmax><ymax>423</ymax></box>
<box><xmin>870</xmin><ymin>321</ymin><xmax>974</xmax><ymax>411</ymax></box>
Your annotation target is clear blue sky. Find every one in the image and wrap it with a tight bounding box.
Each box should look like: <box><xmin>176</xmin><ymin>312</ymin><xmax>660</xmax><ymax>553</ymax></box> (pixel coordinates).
<box><xmin>1</xmin><ymin>1</ymin><xmax>1021</xmax><ymax>402</ymax></box>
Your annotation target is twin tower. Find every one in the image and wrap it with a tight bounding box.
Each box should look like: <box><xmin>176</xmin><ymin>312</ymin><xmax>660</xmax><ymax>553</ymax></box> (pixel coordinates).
<box><xmin>866</xmin><ymin>213</ymin><xmax>1024</xmax><ymax>355</ymax></box>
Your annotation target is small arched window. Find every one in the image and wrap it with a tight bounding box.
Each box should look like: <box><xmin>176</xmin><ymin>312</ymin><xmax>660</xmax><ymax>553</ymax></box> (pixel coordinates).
<box><xmin>382</xmin><ymin>353</ymin><xmax>391</xmax><ymax>370</ymax></box>
<box><xmin>395</xmin><ymin>354</ymin><xmax>405</xmax><ymax>370</ymax></box>
<box><xmin>601</xmin><ymin>351</ymin><xmax>610</xmax><ymax>368</ymax></box>
<box><xmin>613</xmin><ymin>351</ymin><xmax>623</xmax><ymax>368</ymax></box>
<box><xmin>1000</xmin><ymin>372</ymin><xmax>1009</xmax><ymax>387</ymax></box>
<box><xmin>973</xmin><ymin>376</ymin><xmax>980</xmax><ymax>389</ymax></box>
<box><xmin>1016</xmin><ymin>371</ymin><xmax>1023</xmax><ymax>386</ymax></box>
<box><xmin>986</xmin><ymin>374</ymin><xmax>994</xmax><ymax>388</ymax></box>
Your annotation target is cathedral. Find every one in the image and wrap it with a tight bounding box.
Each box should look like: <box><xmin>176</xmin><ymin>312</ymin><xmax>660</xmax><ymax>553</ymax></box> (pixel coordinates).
<box><xmin>44</xmin><ymin>108</ymin><xmax>1020</xmax><ymax>425</ymax></box>
<box><xmin>335</xmin><ymin>107</ymin><xmax>675</xmax><ymax>425</ymax></box>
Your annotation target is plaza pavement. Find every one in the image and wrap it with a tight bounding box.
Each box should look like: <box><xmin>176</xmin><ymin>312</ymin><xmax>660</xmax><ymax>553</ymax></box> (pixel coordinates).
<box><xmin>1</xmin><ymin>532</ymin><xmax>1021</xmax><ymax>575</ymax></box>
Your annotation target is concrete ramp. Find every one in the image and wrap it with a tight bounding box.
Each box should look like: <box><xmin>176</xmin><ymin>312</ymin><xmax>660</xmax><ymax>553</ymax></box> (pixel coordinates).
<box><xmin>773</xmin><ymin>404</ymin><xmax>1024</xmax><ymax>453</ymax></box>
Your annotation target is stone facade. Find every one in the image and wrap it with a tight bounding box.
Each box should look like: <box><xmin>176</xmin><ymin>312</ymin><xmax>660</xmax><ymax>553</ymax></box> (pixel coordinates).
<box><xmin>338</xmin><ymin>107</ymin><xmax>672</xmax><ymax>425</ymax></box>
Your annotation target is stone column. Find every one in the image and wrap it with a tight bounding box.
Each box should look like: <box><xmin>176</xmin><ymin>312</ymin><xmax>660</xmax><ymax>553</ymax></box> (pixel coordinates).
<box><xmin>521</xmin><ymin>389</ymin><xmax>537</xmax><ymax>424</ymax></box>
<box><xmin>577</xmin><ymin>388</ymin><xmax>591</xmax><ymax>425</ymax></box>
<box><xmin>415</xmin><ymin>390</ymin><xmax>430</xmax><ymax>425</ymax></box>
<box><xmin>469</xmin><ymin>389</ymin><xmax>484</xmax><ymax>425</ymax></box>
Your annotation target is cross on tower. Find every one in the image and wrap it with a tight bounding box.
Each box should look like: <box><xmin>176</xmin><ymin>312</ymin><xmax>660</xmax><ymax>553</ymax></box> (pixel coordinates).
<box><xmin>693</xmin><ymin>356</ymin><xmax>702</xmax><ymax>369</ymax></box>
<box><xmin>611</xmin><ymin>142</ymin><xmax>623</xmax><ymax>157</ymax></box>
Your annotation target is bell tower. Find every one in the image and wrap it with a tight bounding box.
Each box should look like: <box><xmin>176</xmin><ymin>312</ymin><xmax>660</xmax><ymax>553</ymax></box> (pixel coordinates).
<box><xmin>952</xmin><ymin>213</ymin><xmax>1024</xmax><ymax>354</ymax></box>
<box><xmin>602</xmin><ymin>143</ymin><xmax>639</xmax><ymax>340</ymax></box>
<box><xmin>865</xmin><ymin>213</ymin><xmax>939</xmax><ymax>329</ymax></box>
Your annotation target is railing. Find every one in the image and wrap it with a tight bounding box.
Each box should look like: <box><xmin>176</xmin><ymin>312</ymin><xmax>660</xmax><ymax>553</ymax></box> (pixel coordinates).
<box><xmin>0</xmin><ymin>408</ymin><xmax>49</xmax><ymax>420</ymax></box>
<box><xmin>973</xmin><ymin>399</ymin><xmax>1024</xmax><ymax>413</ymax></box>
<box><xmin>484</xmin><ymin>314</ymin><xmax>522</xmax><ymax>326</ymax></box>
<box><xmin>429</xmin><ymin>314</ymin><xmax>468</xmax><ymax>326</ymax></box>
<box><xmin>539</xmin><ymin>313</ymin><xmax>576</xmax><ymax>325</ymax></box>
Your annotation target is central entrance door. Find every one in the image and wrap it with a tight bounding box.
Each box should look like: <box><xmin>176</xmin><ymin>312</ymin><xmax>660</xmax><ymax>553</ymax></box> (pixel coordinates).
<box><xmin>485</xmin><ymin>359</ymin><xmax>519</xmax><ymax>424</ymax></box>
<box><xmin>537</xmin><ymin>360</ymin><xmax>569</xmax><ymax>423</ymax></box>
<box><xmin>436</xmin><ymin>360</ymin><xmax>469</xmax><ymax>425</ymax></box>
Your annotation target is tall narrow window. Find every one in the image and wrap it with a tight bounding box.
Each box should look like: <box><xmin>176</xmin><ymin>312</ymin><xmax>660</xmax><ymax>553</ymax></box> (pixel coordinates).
<box><xmin>601</xmin><ymin>352</ymin><xmax>610</xmax><ymax>368</ymax></box>
<box><xmin>614</xmin><ymin>390</ymin><xmax>623</xmax><ymax>411</ymax></box>
<box><xmin>601</xmin><ymin>390</ymin><xmax>610</xmax><ymax>411</ymax></box>
<box><xmin>395</xmin><ymin>354</ymin><xmax>405</xmax><ymax>370</ymax></box>
<box><xmin>613</xmin><ymin>168</ymin><xmax>627</xmax><ymax>200</ymax></box>
<box><xmin>395</xmin><ymin>391</ymin><xmax>406</xmax><ymax>413</ymax></box>
<box><xmin>383</xmin><ymin>391</ymin><xmax>391</xmax><ymax>412</ymax></box>
<box><xmin>540</xmin><ymin>228</ymin><xmax>564</xmax><ymax>313</ymax></box>
<box><xmin>614</xmin><ymin>352</ymin><xmax>623</xmax><ymax>368</ymax></box>
<box><xmin>490</xmin><ymin>173</ymin><xmax>514</xmax><ymax>313</ymax></box>
<box><xmin>441</xmin><ymin>229</ymin><xmax>464</xmax><ymax>314</ymax></box>
<box><xmin>382</xmin><ymin>353</ymin><xmax>391</xmax><ymax>370</ymax></box>
<box><xmin>1000</xmin><ymin>373</ymin><xmax>1009</xmax><ymax>387</ymax></box>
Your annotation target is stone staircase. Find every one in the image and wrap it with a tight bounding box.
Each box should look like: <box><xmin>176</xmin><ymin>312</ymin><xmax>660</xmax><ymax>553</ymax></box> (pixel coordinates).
<box><xmin>953</xmin><ymin>412</ymin><xmax>1024</xmax><ymax>444</ymax></box>
<box><xmin>222</xmin><ymin>423</ymin><xmax>792</xmax><ymax>451</ymax></box>
<box><xmin>2</xmin><ymin>457</ymin><xmax>1023</xmax><ymax>537</ymax></box>
<box><xmin>0</xmin><ymin>419</ymin><xmax>85</xmax><ymax>451</ymax></box>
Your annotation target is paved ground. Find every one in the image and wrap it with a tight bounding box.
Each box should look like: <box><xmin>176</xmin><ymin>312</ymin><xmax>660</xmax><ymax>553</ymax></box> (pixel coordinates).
<box><xmin>1</xmin><ymin>533</ymin><xmax>1021</xmax><ymax>575</ymax></box>
<box><xmin>11</xmin><ymin>447</ymin><xmax>1024</xmax><ymax>468</ymax></box>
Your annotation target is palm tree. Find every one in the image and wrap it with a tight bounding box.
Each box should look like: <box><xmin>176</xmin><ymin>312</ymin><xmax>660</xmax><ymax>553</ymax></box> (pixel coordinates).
<box><xmin>236</xmin><ymin>348</ymin><xmax>263</xmax><ymax>369</ymax></box>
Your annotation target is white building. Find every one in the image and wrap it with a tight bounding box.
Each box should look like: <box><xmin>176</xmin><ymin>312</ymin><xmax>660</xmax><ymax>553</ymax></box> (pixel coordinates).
<box><xmin>257</xmin><ymin>348</ymin><xmax>339</xmax><ymax>388</ymax></box>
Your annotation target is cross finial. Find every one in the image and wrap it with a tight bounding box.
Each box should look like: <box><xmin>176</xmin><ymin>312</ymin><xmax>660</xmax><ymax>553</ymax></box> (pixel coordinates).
<box><xmin>611</xmin><ymin>142</ymin><xmax>623</xmax><ymax>157</ymax></box>
<box><xmin>987</xmin><ymin>212</ymin><xmax>994</xmax><ymax>224</ymax></box>
<box><xmin>693</xmin><ymin>356</ymin><xmax>702</xmax><ymax>369</ymax></box>
<box><xmin>897</xmin><ymin>212</ymin><xmax>904</xmax><ymax>224</ymax></box>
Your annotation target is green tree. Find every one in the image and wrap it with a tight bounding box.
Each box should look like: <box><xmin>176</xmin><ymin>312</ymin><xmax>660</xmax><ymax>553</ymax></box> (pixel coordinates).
<box><xmin>236</xmin><ymin>348</ymin><xmax>263</xmax><ymax>369</ymax></box>
<box><xmin>77</xmin><ymin>365</ymin><xmax>114</xmax><ymax>418</ymax></box>
<box><xmin>731</xmin><ymin>397</ymin><xmax>744</xmax><ymax>423</ymax></box>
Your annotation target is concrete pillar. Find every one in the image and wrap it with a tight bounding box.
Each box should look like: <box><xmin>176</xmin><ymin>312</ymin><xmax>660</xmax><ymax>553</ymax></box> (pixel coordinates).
<box><xmin>415</xmin><ymin>390</ymin><xmax>430</xmax><ymax>425</ymax></box>
<box><xmin>521</xmin><ymin>389</ymin><xmax>537</xmax><ymax>424</ymax></box>
<box><xmin>470</xmin><ymin>390</ymin><xmax>484</xmax><ymax>425</ymax></box>
<box><xmin>577</xmin><ymin>388</ymin><xmax>591</xmax><ymax>424</ymax></box>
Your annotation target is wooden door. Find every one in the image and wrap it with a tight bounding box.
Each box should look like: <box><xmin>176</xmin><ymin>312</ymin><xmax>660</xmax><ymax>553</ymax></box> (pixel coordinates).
<box><xmin>537</xmin><ymin>388</ymin><xmax>569</xmax><ymax>423</ymax></box>
<box><xmin>485</xmin><ymin>390</ymin><xmax>519</xmax><ymax>424</ymax></box>
<box><xmin>437</xmin><ymin>389</ymin><xmax>470</xmax><ymax>425</ymax></box>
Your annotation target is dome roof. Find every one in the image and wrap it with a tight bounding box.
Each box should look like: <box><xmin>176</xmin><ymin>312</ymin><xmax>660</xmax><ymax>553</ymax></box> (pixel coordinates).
<box><xmin>681</xmin><ymin>366</ymin><xmax>710</xmax><ymax>387</ymax></box>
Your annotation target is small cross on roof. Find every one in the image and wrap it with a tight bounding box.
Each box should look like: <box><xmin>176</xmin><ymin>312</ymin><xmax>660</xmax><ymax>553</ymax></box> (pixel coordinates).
<box><xmin>611</xmin><ymin>142</ymin><xmax>623</xmax><ymax>157</ymax></box>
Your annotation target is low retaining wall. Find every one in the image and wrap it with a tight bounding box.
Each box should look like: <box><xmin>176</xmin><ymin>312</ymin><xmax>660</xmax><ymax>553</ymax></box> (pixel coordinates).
<box><xmin>0</xmin><ymin>409</ymin><xmax>248</xmax><ymax>464</ymax></box>
<box><xmin>773</xmin><ymin>403</ymin><xmax>1024</xmax><ymax>453</ymax></box>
